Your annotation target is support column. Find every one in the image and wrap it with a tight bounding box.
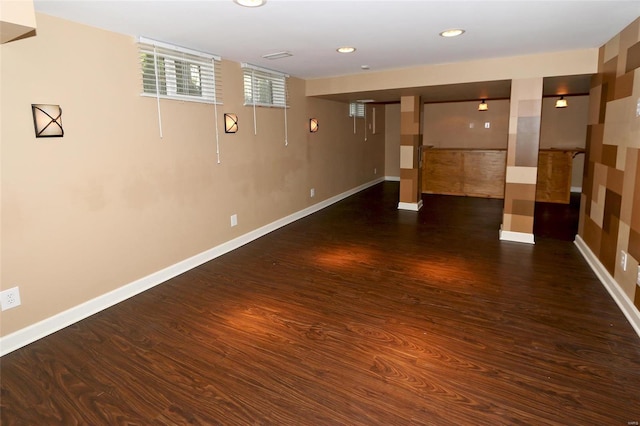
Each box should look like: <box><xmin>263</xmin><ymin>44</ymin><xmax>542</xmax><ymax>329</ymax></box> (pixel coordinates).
<box><xmin>500</xmin><ymin>78</ymin><xmax>543</xmax><ymax>244</ymax></box>
<box><xmin>398</xmin><ymin>95</ymin><xmax>423</xmax><ymax>211</ymax></box>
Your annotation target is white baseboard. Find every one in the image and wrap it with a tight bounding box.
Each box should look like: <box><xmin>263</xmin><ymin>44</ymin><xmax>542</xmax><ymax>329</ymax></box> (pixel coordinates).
<box><xmin>385</xmin><ymin>176</ymin><xmax>400</xmax><ymax>182</ymax></box>
<box><xmin>0</xmin><ymin>177</ymin><xmax>385</xmax><ymax>357</ymax></box>
<box><xmin>574</xmin><ymin>235</ymin><xmax>640</xmax><ymax>338</ymax></box>
<box><xmin>499</xmin><ymin>229</ymin><xmax>535</xmax><ymax>244</ymax></box>
<box><xmin>398</xmin><ymin>200</ymin><xmax>423</xmax><ymax>211</ymax></box>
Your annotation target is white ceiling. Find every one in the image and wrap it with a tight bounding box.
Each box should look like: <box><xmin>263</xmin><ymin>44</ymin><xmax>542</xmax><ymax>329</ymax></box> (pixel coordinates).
<box><xmin>33</xmin><ymin>0</ymin><xmax>640</xmax><ymax>102</ymax></box>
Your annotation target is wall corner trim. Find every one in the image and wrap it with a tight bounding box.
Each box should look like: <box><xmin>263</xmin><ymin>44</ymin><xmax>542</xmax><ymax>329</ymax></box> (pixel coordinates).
<box><xmin>398</xmin><ymin>200</ymin><xmax>423</xmax><ymax>211</ymax></box>
<box><xmin>499</xmin><ymin>229</ymin><xmax>535</xmax><ymax>244</ymax></box>
<box><xmin>0</xmin><ymin>177</ymin><xmax>386</xmax><ymax>357</ymax></box>
<box><xmin>575</xmin><ymin>235</ymin><xmax>640</xmax><ymax>338</ymax></box>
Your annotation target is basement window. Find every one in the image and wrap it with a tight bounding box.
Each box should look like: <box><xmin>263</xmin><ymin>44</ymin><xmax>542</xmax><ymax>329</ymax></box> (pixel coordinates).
<box><xmin>242</xmin><ymin>63</ymin><xmax>289</xmax><ymax>108</ymax></box>
<box><xmin>349</xmin><ymin>102</ymin><xmax>365</xmax><ymax>118</ymax></box>
<box><xmin>138</xmin><ymin>37</ymin><xmax>222</xmax><ymax>104</ymax></box>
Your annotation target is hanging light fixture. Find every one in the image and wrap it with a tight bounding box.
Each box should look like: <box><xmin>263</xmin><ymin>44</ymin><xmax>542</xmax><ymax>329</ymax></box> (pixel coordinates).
<box><xmin>478</xmin><ymin>99</ymin><xmax>488</xmax><ymax>111</ymax></box>
<box><xmin>555</xmin><ymin>96</ymin><xmax>568</xmax><ymax>108</ymax></box>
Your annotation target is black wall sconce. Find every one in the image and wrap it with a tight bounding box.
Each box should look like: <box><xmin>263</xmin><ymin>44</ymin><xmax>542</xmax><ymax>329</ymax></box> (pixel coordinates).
<box><xmin>31</xmin><ymin>104</ymin><xmax>64</xmax><ymax>137</ymax></box>
<box><xmin>478</xmin><ymin>99</ymin><xmax>488</xmax><ymax>111</ymax></box>
<box><xmin>309</xmin><ymin>118</ymin><xmax>319</xmax><ymax>133</ymax></box>
<box><xmin>224</xmin><ymin>113</ymin><xmax>238</xmax><ymax>133</ymax></box>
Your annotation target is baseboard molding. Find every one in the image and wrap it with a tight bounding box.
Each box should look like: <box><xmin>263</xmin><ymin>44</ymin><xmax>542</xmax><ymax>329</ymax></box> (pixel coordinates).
<box><xmin>499</xmin><ymin>229</ymin><xmax>535</xmax><ymax>244</ymax></box>
<box><xmin>0</xmin><ymin>177</ymin><xmax>385</xmax><ymax>357</ymax></box>
<box><xmin>574</xmin><ymin>235</ymin><xmax>640</xmax><ymax>338</ymax></box>
<box><xmin>385</xmin><ymin>176</ymin><xmax>400</xmax><ymax>182</ymax></box>
<box><xmin>398</xmin><ymin>200</ymin><xmax>423</xmax><ymax>211</ymax></box>
<box><xmin>570</xmin><ymin>186</ymin><xmax>582</xmax><ymax>193</ymax></box>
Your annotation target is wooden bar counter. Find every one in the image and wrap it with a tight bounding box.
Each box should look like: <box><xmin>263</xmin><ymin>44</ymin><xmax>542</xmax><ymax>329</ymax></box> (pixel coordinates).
<box><xmin>421</xmin><ymin>148</ymin><xmax>506</xmax><ymax>199</ymax></box>
<box><xmin>421</xmin><ymin>147</ymin><xmax>584</xmax><ymax>203</ymax></box>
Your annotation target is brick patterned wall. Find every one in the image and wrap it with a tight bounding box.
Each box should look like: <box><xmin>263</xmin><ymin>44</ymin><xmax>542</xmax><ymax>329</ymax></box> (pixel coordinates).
<box><xmin>399</xmin><ymin>96</ymin><xmax>422</xmax><ymax>205</ymax></box>
<box><xmin>501</xmin><ymin>78</ymin><xmax>543</xmax><ymax>239</ymax></box>
<box><xmin>579</xmin><ymin>17</ymin><xmax>640</xmax><ymax>307</ymax></box>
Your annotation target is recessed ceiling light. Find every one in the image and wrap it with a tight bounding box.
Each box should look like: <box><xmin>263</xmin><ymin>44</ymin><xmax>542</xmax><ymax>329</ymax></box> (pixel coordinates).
<box><xmin>233</xmin><ymin>0</ymin><xmax>266</xmax><ymax>7</ymax></box>
<box><xmin>337</xmin><ymin>46</ymin><xmax>356</xmax><ymax>54</ymax></box>
<box><xmin>439</xmin><ymin>29</ymin><xmax>465</xmax><ymax>38</ymax></box>
<box><xmin>361</xmin><ymin>65</ymin><xmax>370</xmax><ymax>70</ymax></box>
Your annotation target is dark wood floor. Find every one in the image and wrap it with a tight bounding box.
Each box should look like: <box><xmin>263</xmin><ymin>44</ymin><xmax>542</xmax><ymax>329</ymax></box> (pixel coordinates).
<box><xmin>2</xmin><ymin>182</ymin><xmax>639</xmax><ymax>425</ymax></box>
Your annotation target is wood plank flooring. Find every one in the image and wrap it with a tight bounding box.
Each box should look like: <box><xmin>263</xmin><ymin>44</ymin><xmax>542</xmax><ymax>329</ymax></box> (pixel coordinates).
<box><xmin>2</xmin><ymin>182</ymin><xmax>640</xmax><ymax>425</ymax></box>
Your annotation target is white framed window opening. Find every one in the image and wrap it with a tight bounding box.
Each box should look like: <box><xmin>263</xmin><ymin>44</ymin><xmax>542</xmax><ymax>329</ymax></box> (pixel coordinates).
<box><xmin>241</xmin><ymin>63</ymin><xmax>290</xmax><ymax>144</ymax></box>
<box><xmin>138</xmin><ymin>36</ymin><xmax>225</xmax><ymax>162</ymax></box>
<box><xmin>349</xmin><ymin>102</ymin><xmax>365</xmax><ymax>118</ymax></box>
<box><xmin>242</xmin><ymin>63</ymin><xmax>288</xmax><ymax>108</ymax></box>
<box><xmin>349</xmin><ymin>102</ymin><xmax>369</xmax><ymax>139</ymax></box>
<box><xmin>138</xmin><ymin>36</ymin><xmax>222</xmax><ymax>105</ymax></box>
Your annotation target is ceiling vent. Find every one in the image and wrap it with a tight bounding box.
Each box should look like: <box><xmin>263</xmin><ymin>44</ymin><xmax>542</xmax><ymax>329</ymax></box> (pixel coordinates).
<box><xmin>262</xmin><ymin>51</ymin><xmax>293</xmax><ymax>60</ymax></box>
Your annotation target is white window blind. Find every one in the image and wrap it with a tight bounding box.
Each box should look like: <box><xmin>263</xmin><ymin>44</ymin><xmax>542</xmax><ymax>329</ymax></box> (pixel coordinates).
<box><xmin>138</xmin><ymin>37</ymin><xmax>224</xmax><ymax>162</ymax></box>
<box><xmin>242</xmin><ymin>63</ymin><xmax>288</xmax><ymax>108</ymax></box>
<box><xmin>349</xmin><ymin>102</ymin><xmax>365</xmax><ymax>118</ymax></box>
<box><xmin>241</xmin><ymin>63</ymin><xmax>290</xmax><ymax>144</ymax></box>
<box><xmin>138</xmin><ymin>37</ymin><xmax>222</xmax><ymax>105</ymax></box>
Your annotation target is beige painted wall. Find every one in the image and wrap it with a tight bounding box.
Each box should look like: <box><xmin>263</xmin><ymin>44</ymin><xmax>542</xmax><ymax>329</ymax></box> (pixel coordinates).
<box><xmin>0</xmin><ymin>0</ymin><xmax>37</xmax><ymax>43</ymax></box>
<box><xmin>423</xmin><ymin>100</ymin><xmax>510</xmax><ymax>149</ymax></box>
<box><xmin>0</xmin><ymin>13</ymin><xmax>385</xmax><ymax>337</ymax></box>
<box><xmin>385</xmin><ymin>103</ymin><xmax>400</xmax><ymax>178</ymax></box>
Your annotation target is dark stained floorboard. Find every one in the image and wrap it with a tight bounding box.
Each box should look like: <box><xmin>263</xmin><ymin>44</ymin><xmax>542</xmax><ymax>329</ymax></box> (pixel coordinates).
<box><xmin>2</xmin><ymin>182</ymin><xmax>640</xmax><ymax>425</ymax></box>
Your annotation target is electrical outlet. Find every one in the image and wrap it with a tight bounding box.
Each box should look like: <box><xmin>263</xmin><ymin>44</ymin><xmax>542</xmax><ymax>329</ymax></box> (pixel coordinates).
<box><xmin>230</xmin><ymin>214</ymin><xmax>238</xmax><ymax>227</ymax></box>
<box><xmin>374</xmin><ymin>168</ymin><xmax>377</xmax><ymax>175</ymax></box>
<box><xmin>620</xmin><ymin>251</ymin><xmax>627</xmax><ymax>272</ymax></box>
<box><xmin>310</xmin><ymin>188</ymin><xmax>315</xmax><ymax>198</ymax></box>
<box><xmin>0</xmin><ymin>287</ymin><xmax>21</xmax><ymax>311</ymax></box>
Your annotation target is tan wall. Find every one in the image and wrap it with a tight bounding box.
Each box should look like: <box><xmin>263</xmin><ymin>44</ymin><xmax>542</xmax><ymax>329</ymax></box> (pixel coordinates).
<box><xmin>423</xmin><ymin>100</ymin><xmax>510</xmax><ymax>149</ymax></box>
<box><xmin>0</xmin><ymin>0</ymin><xmax>37</xmax><ymax>43</ymax></box>
<box><xmin>0</xmin><ymin>13</ymin><xmax>385</xmax><ymax>337</ymax></box>
<box><xmin>384</xmin><ymin>104</ymin><xmax>401</xmax><ymax>178</ymax></box>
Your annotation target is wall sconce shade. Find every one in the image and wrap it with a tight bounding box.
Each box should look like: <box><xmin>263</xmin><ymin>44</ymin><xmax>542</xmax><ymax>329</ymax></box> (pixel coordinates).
<box><xmin>555</xmin><ymin>96</ymin><xmax>568</xmax><ymax>108</ymax></box>
<box><xmin>31</xmin><ymin>104</ymin><xmax>64</xmax><ymax>137</ymax></box>
<box><xmin>309</xmin><ymin>118</ymin><xmax>319</xmax><ymax>133</ymax></box>
<box><xmin>224</xmin><ymin>113</ymin><xmax>238</xmax><ymax>133</ymax></box>
<box><xmin>478</xmin><ymin>99</ymin><xmax>488</xmax><ymax>111</ymax></box>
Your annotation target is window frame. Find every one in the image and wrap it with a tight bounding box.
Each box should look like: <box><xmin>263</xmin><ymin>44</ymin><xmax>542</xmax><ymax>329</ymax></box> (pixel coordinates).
<box><xmin>138</xmin><ymin>37</ymin><xmax>221</xmax><ymax>105</ymax></box>
<box><xmin>241</xmin><ymin>63</ymin><xmax>289</xmax><ymax>108</ymax></box>
<box><xmin>349</xmin><ymin>102</ymin><xmax>366</xmax><ymax>118</ymax></box>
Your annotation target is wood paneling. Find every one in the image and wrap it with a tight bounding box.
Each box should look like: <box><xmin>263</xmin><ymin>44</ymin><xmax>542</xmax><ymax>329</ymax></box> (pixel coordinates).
<box><xmin>423</xmin><ymin>148</ymin><xmax>580</xmax><ymax>204</ymax></box>
<box><xmin>422</xmin><ymin>149</ymin><xmax>505</xmax><ymax>198</ymax></box>
<box><xmin>536</xmin><ymin>149</ymin><xmax>580</xmax><ymax>204</ymax></box>
<box><xmin>422</xmin><ymin>149</ymin><xmax>464</xmax><ymax>195</ymax></box>
<box><xmin>464</xmin><ymin>150</ymin><xmax>507</xmax><ymax>198</ymax></box>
